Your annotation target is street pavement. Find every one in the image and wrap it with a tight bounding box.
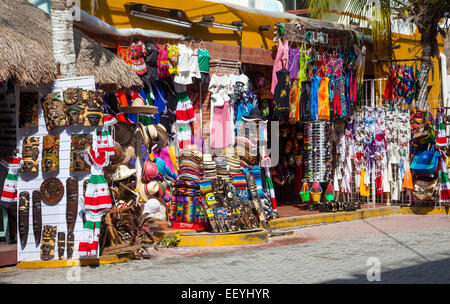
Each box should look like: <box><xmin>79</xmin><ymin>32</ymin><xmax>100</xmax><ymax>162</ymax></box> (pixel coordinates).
<box><xmin>1</xmin><ymin>214</ymin><xmax>450</xmax><ymax>284</ymax></box>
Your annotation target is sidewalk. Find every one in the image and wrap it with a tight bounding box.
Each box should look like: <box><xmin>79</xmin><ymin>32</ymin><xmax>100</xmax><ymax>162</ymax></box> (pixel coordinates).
<box><xmin>11</xmin><ymin>203</ymin><xmax>450</xmax><ymax>269</ymax></box>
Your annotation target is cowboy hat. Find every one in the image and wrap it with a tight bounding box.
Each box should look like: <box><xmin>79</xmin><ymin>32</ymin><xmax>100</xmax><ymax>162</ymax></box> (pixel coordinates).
<box><xmin>112</xmin><ymin>165</ymin><xmax>136</xmax><ymax>181</ymax></box>
<box><xmin>137</xmin><ymin>122</ymin><xmax>157</xmax><ymax>148</ymax></box>
<box><xmin>153</xmin><ymin>124</ymin><xmax>168</xmax><ymax>149</ymax></box>
<box><xmin>113</xmin><ymin>121</ymin><xmax>133</xmax><ymax>145</ymax></box>
<box><xmin>120</xmin><ymin>138</ymin><xmax>136</xmax><ymax>165</ymax></box>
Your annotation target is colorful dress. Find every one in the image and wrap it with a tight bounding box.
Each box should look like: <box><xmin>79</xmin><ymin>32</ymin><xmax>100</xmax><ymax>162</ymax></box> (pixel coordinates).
<box><xmin>78</xmin><ymin>148</ymin><xmax>112</xmax><ymax>258</ymax></box>
<box><xmin>157</xmin><ymin>44</ymin><xmax>170</xmax><ymax>78</ymax></box>
<box><xmin>0</xmin><ymin>156</ymin><xmax>23</xmax><ymax>203</ymax></box>
<box><xmin>271</xmin><ymin>39</ymin><xmax>289</xmax><ymax>96</ymax></box>
<box><xmin>167</xmin><ymin>43</ymin><xmax>179</xmax><ymax>75</ymax></box>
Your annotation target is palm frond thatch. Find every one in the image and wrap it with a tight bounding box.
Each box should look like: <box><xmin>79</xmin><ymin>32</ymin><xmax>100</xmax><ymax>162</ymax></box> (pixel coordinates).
<box><xmin>0</xmin><ymin>0</ymin><xmax>143</xmax><ymax>90</ymax></box>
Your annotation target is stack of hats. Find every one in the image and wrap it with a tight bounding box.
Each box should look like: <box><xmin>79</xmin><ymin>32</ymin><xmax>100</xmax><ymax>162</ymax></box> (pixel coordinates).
<box><xmin>235</xmin><ymin>136</ymin><xmax>257</xmax><ymax>168</ymax></box>
<box><xmin>214</xmin><ymin>157</ymin><xmax>230</xmax><ymax>182</ymax></box>
<box><xmin>178</xmin><ymin>147</ymin><xmax>204</xmax><ymax>181</ymax></box>
<box><xmin>203</xmin><ymin>154</ymin><xmax>217</xmax><ymax>180</ymax></box>
<box><xmin>225</xmin><ymin>154</ymin><xmax>241</xmax><ymax>176</ymax></box>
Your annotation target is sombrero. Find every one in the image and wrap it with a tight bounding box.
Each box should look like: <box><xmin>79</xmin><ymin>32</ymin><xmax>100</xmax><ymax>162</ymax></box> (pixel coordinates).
<box><xmin>113</xmin><ymin>121</ymin><xmax>133</xmax><ymax>145</ymax></box>
<box><xmin>143</xmin><ymin>197</ymin><xmax>167</xmax><ymax>220</ymax></box>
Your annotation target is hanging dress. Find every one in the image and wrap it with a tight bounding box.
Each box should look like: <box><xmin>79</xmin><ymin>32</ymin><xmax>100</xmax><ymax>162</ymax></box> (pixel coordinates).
<box><xmin>79</xmin><ymin>148</ymin><xmax>112</xmax><ymax>258</ymax></box>
<box><xmin>0</xmin><ymin>156</ymin><xmax>23</xmax><ymax>203</ymax></box>
<box><xmin>271</xmin><ymin>39</ymin><xmax>289</xmax><ymax>96</ymax></box>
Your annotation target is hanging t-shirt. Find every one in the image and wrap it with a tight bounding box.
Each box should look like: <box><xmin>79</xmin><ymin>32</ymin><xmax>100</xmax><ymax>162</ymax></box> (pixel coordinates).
<box><xmin>197</xmin><ymin>48</ymin><xmax>210</xmax><ymax>73</ymax></box>
<box><xmin>230</xmin><ymin>73</ymin><xmax>250</xmax><ymax>92</ymax></box>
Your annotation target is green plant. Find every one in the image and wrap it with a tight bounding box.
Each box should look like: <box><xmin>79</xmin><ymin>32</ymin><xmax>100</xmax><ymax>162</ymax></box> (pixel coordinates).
<box><xmin>162</xmin><ymin>231</ymin><xmax>181</xmax><ymax>248</ymax></box>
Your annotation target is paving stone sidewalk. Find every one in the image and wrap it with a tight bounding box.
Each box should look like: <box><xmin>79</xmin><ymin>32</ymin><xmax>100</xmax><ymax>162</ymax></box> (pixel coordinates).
<box><xmin>1</xmin><ymin>214</ymin><xmax>450</xmax><ymax>284</ymax></box>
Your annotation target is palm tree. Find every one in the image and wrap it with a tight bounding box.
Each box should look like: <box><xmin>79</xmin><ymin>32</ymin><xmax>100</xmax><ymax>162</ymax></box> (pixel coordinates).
<box><xmin>309</xmin><ymin>0</ymin><xmax>450</xmax><ymax>110</ymax></box>
<box><xmin>50</xmin><ymin>0</ymin><xmax>77</xmax><ymax>77</ymax></box>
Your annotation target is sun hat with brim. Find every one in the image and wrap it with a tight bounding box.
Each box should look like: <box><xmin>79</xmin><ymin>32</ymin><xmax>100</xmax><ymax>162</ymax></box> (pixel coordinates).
<box><xmin>112</xmin><ymin>165</ymin><xmax>136</xmax><ymax>181</ymax></box>
<box><xmin>119</xmin><ymin>96</ymin><xmax>159</xmax><ymax>115</ymax></box>
<box><xmin>153</xmin><ymin>124</ymin><xmax>168</xmax><ymax>149</ymax></box>
<box><xmin>242</xmin><ymin>108</ymin><xmax>266</xmax><ymax>122</ymax></box>
<box><xmin>138</xmin><ymin>122</ymin><xmax>157</xmax><ymax>148</ymax></box>
<box><xmin>143</xmin><ymin>198</ymin><xmax>167</xmax><ymax>220</ymax></box>
<box><xmin>113</xmin><ymin>121</ymin><xmax>133</xmax><ymax>145</ymax></box>
<box><xmin>146</xmin><ymin>180</ymin><xmax>164</xmax><ymax>198</ymax></box>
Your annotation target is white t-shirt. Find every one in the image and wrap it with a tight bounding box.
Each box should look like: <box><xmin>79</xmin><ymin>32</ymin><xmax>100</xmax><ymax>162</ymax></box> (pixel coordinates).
<box><xmin>229</xmin><ymin>73</ymin><xmax>250</xmax><ymax>91</ymax></box>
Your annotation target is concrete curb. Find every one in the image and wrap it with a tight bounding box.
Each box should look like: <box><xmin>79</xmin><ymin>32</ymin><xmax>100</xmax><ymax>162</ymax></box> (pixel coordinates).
<box><xmin>268</xmin><ymin>206</ymin><xmax>402</xmax><ymax>230</ymax></box>
<box><xmin>16</xmin><ymin>253</ymin><xmax>134</xmax><ymax>269</ymax></box>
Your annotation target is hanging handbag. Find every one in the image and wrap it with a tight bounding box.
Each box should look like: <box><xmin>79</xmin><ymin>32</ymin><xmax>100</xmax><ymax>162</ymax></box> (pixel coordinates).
<box><xmin>410</xmin><ymin>145</ymin><xmax>441</xmax><ymax>175</ymax></box>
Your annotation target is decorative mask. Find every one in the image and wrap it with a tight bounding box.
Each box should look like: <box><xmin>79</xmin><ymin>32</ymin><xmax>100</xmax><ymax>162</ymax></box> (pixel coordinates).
<box><xmin>40</xmin><ymin>225</ymin><xmax>57</xmax><ymax>261</ymax></box>
<box><xmin>21</xmin><ymin>136</ymin><xmax>39</xmax><ymax>172</ymax></box>
<box><xmin>82</xmin><ymin>89</ymin><xmax>104</xmax><ymax>127</ymax></box>
<box><xmin>63</xmin><ymin>88</ymin><xmax>84</xmax><ymax>125</ymax></box>
<box><xmin>70</xmin><ymin>134</ymin><xmax>92</xmax><ymax>172</ymax></box>
<box><xmin>42</xmin><ymin>135</ymin><xmax>59</xmax><ymax>172</ymax></box>
<box><xmin>41</xmin><ymin>92</ymin><xmax>67</xmax><ymax>130</ymax></box>
<box><xmin>19</xmin><ymin>92</ymin><xmax>38</xmax><ymax>128</ymax></box>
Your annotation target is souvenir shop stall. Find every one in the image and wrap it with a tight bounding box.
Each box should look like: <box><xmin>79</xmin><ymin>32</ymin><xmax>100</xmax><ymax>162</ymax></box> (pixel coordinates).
<box><xmin>267</xmin><ymin>19</ymin><xmax>449</xmax><ymax>211</ymax></box>
<box><xmin>110</xmin><ymin>36</ymin><xmax>281</xmax><ymax>234</ymax></box>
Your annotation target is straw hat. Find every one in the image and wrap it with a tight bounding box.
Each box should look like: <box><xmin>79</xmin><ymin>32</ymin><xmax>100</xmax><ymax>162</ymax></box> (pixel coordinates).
<box><xmin>153</xmin><ymin>124</ymin><xmax>168</xmax><ymax>149</ymax></box>
<box><xmin>141</xmin><ymin>159</ymin><xmax>158</xmax><ymax>183</ymax></box>
<box><xmin>111</xmin><ymin>165</ymin><xmax>136</xmax><ymax>181</ymax></box>
<box><xmin>113</xmin><ymin>121</ymin><xmax>133</xmax><ymax>145</ymax></box>
<box><xmin>137</xmin><ymin>122</ymin><xmax>157</xmax><ymax>148</ymax></box>
<box><xmin>143</xmin><ymin>198</ymin><xmax>167</xmax><ymax>220</ymax></box>
<box><xmin>139</xmin><ymin>180</ymin><xmax>163</xmax><ymax>201</ymax></box>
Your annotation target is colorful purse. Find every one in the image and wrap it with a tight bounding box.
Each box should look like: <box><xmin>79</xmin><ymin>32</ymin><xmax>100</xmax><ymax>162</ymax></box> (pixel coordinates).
<box><xmin>410</xmin><ymin>145</ymin><xmax>441</xmax><ymax>175</ymax></box>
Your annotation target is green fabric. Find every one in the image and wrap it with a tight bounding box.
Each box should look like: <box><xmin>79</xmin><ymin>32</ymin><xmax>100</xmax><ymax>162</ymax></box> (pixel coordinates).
<box><xmin>88</xmin><ymin>174</ymin><xmax>107</xmax><ymax>185</ymax></box>
<box><xmin>6</xmin><ymin>174</ymin><xmax>18</xmax><ymax>181</ymax></box>
<box><xmin>197</xmin><ymin>48</ymin><xmax>210</xmax><ymax>73</ymax></box>
<box><xmin>139</xmin><ymin>114</ymin><xmax>154</xmax><ymax>125</ymax></box>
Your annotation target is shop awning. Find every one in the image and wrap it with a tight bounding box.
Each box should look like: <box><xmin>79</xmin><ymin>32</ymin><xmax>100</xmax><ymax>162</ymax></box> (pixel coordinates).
<box><xmin>0</xmin><ymin>0</ymin><xmax>143</xmax><ymax>90</ymax></box>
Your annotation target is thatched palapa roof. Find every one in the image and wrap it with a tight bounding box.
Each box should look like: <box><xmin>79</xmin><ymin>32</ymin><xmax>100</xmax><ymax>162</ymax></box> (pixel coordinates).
<box><xmin>0</xmin><ymin>0</ymin><xmax>143</xmax><ymax>90</ymax></box>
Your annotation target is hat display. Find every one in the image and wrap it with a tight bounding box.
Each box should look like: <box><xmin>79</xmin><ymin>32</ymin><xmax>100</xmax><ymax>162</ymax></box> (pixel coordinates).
<box><xmin>113</xmin><ymin>121</ymin><xmax>133</xmax><ymax>145</ymax></box>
